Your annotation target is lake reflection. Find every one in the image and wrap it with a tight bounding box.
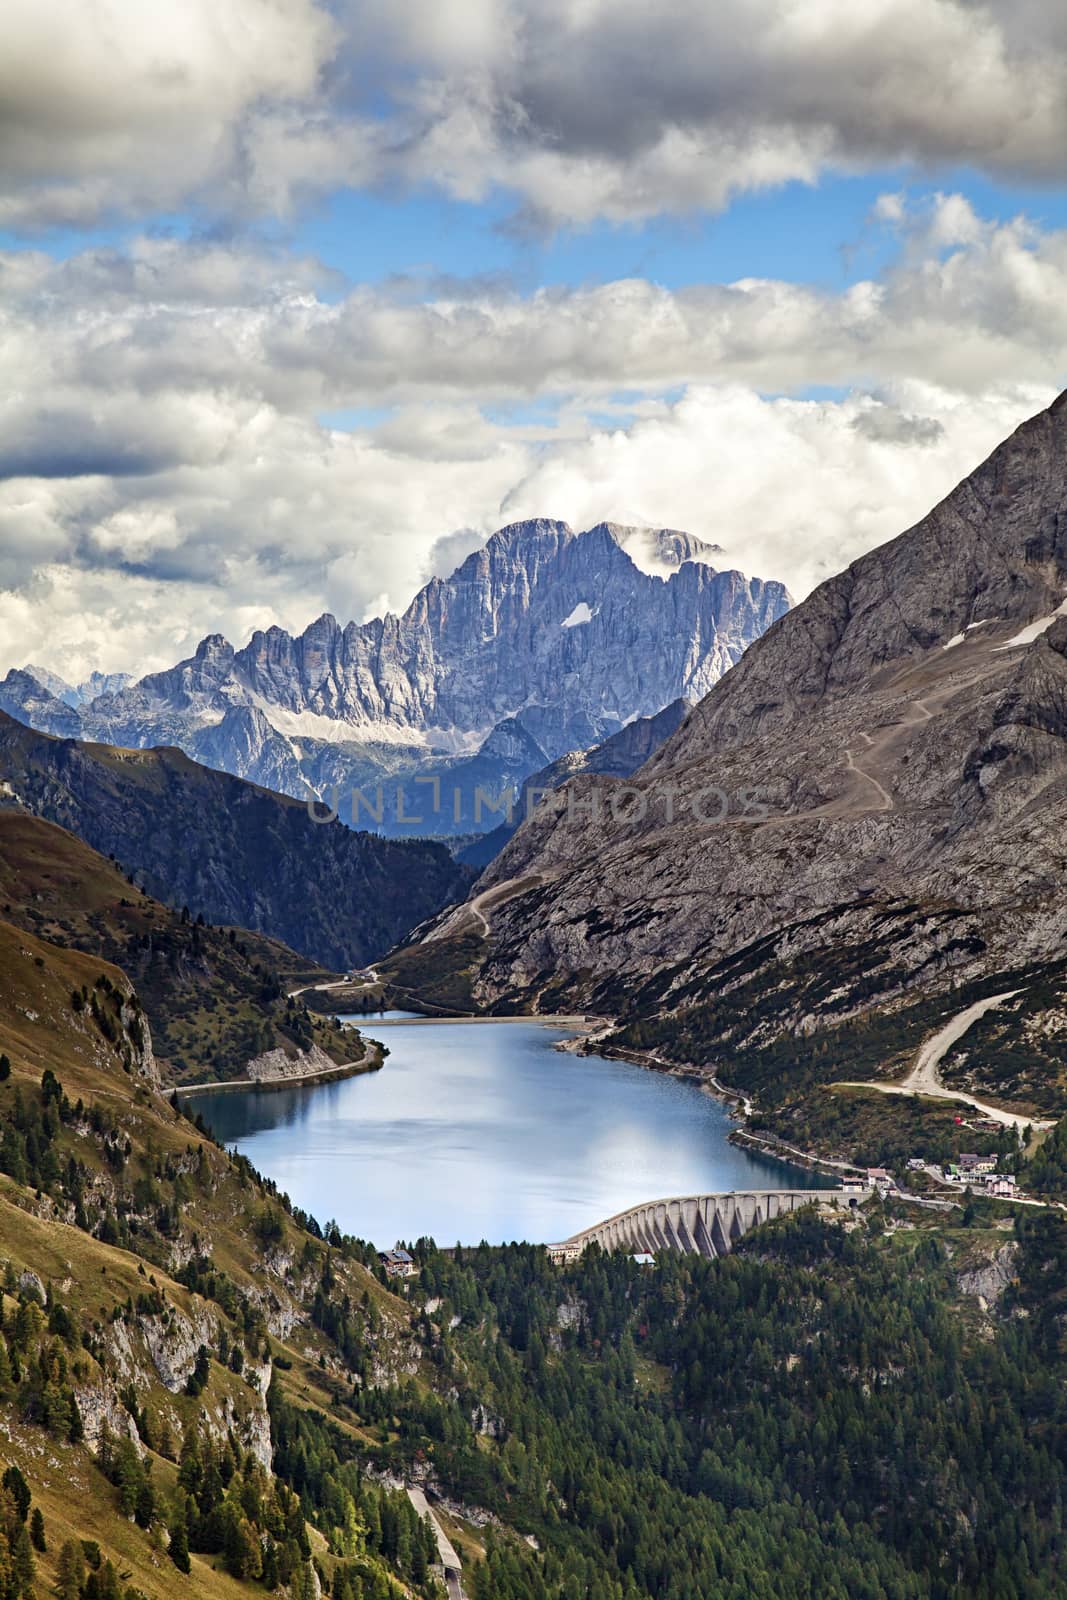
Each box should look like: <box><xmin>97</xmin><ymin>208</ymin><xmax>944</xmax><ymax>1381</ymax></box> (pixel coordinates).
<box><xmin>183</xmin><ymin>1020</ymin><xmax>824</xmax><ymax>1247</ymax></box>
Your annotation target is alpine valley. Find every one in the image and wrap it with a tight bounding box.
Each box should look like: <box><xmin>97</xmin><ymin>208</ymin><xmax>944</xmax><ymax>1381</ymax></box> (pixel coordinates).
<box><xmin>0</xmin><ymin>401</ymin><xmax>1064</xmax><ymax>1600</ymax></box>
<box><xmin>404</xmin><ymin>392</ymin><xmax>1067</xmax><ymax>1146</ymax></box>
<box><xmin>8</xmin><ymin>5</ymin><xmax>1067</xmax><ymax>1596</ymax></box>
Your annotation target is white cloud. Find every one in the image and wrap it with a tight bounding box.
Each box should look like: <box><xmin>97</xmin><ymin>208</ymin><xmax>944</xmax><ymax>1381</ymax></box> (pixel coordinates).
<box><xmin>0</xmin><ymin>196</ymin><xmax>1064</xmax><ymax>677</ymax></box>
<box><xmin>498</xmin><ymin>381</ymin><xmax>1053</xmax><ymax>600</ymax></box>
<box><xmin>0</xmin><ymin>0</ymin><xmax>335</xmax><ymax>228</ymax></box>
<box><xmin>3</xmin><ymin>196</ymin><xmax>1066</xmax><ymax>423</ymax></box>
<box><xmin>3</xmin><ymin>1</ymin><xmax>1067</xmax><ymax>228</ymax></box>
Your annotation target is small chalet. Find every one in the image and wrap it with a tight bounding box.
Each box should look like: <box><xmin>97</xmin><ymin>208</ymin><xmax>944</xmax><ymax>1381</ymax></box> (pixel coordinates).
<box><xmin>379</xmin><ymin>1248</ymin><xmax>417</xmax><ymax>1279</ymax></box>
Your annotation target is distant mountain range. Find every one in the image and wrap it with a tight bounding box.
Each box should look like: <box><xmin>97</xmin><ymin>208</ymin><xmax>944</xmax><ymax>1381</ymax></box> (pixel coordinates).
<box><xmin>2</xmin><ymin>521</ymin><xmax>790</xmax><ymax>839</ymax></box>
<box><xmin>457</xmin><ymin>697</ymin><xmax>692</xmax><ymax>869</ymax></box>
<box><xmin>23</xmin><ymin>664</ymin><xmax>132</xmax><ymax>708</ymax></box>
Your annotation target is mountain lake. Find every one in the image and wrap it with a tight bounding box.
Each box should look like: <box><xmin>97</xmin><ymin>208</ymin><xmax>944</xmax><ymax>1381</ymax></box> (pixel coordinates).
<box><xmin>182</xmin><ymin>1016</ymin><xmax>825</xmax><ymax>1248</ymax></box>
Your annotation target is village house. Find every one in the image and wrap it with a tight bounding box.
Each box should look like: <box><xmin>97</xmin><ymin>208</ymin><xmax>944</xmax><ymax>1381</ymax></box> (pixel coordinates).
<box><xmin>379</xmin><ymin>1248</ymin><xmax>417</xmax><ymax>1279</ymax></box>
<box><xmin>959</xmin><ymin>1153</ymin><xmax>997</xmax><ymax>1174</ymax></box>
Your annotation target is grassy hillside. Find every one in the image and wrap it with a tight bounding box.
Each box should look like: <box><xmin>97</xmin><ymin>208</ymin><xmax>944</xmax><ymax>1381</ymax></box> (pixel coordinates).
<box><xmin>0</xmin><ymin>920</ymin><xmax>449</xmax><ymax>1599</ymax></box>
<box><xmin>0</xmin><ymin>713</ymin><xmax>471</xmax><ymax>970</ymax></box>
<box><xmin>0</xmin><ymin>812</ymin><xmax>362</xmax><ymax>1084</ymax></box>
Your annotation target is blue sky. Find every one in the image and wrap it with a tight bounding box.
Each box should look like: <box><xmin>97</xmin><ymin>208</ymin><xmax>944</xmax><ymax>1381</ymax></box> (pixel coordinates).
<box><xmin>13</xmin><ymin>166</ymin><xmax>1067</xmax><ymax>298</ymax></box>
<box><xmin>1</xmin><ymin>0</ymin><xmax>1066</xmax><ymax>677</ymax></box>
<box><xmin>303</xmin><ymin>170</ymin><xmax>1067</xmax><ymax>295</ymax></box>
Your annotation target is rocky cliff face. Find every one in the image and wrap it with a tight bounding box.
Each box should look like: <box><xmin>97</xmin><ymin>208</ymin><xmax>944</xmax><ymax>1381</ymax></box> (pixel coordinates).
<box><xmin>428</xmin><ymin>392</ymin><xmax>1067</xmax><ymax>1046</ymax></box>
<box><xmin>3</xmin><ymin>521</ymin><xmax>789</xmax><ymax>837</ymax></box>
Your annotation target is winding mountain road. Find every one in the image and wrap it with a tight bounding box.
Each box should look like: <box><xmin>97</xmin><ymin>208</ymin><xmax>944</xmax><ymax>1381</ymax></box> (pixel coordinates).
<box><xmin>427</xmin><ymin>872</ymin><xmax>553</xmax><ymax>941</ymax></box>
<box><xmin>837</xmin><ymin>990</ymin><xmax>1054</xmax><ymax>1131</ymax></box>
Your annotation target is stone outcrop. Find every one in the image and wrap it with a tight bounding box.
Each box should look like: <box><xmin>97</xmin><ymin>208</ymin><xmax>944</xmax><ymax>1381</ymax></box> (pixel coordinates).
<box><xmin>139</xmin><ymin>1305</ymin><xmax>220</xmax><ymax>1393</ymax></box>
<box><xmin>119</xmin><ymin>996</ymin><xmax>159</xmax><ymax>1088</ymax></box>
<box><xmin>958</xmin><ymin>1244</ymin><xmax>1019</xmax><ymax>1306</ymax></box>
<box><xmin>245</xmin><ymin>1041</ymin><xmax>345</xmax><ymax>1083</ymax></box>
<box><xmin>73</xmin><ymin>1383</ymin><xmax>142</xmax><ymax>1455</ymax></box>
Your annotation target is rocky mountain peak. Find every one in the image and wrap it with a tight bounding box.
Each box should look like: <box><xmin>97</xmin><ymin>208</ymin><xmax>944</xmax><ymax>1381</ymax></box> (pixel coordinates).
<box><xmin>0</xmin><ymin>668</ymin><xmax>82</xmax><ymax>737</ymax></box>
<box><xmin>193</xmin><ymin>633</ymin><xmax>235</xmax><ymax>664</ymax></box>
<box><xmin>651</xmin><ymin>386</ymin><xmax>1067</xmax><ymax>772</ymax></box>
<box><xmin>480</xmin><ymin>517</ymin><xmax>574</xmax><ymax>555</ymax></box>
<box><xmin>602</xmin><ymin>523</ymin><xmax>723</xmax><ymax>574</ymax></box>
<box><xmin>10</xmin><ymin>513</ymin><xmax>790</xmax><ymax>836</ymax></box>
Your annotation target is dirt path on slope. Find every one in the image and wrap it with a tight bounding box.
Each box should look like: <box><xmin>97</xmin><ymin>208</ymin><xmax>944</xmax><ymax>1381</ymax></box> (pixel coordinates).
<box><xmin>836</xmin><ymin>990</ymin><xmax>1055</xmax><ymax>1131</ymax></box>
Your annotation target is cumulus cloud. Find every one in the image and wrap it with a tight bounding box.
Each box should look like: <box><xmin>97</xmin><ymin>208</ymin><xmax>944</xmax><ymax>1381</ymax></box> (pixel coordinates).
<box><xmin>4</xmin><ymin>195</ymin><xmax>1066</xmax><ymax>420</ymax></box>
<box><xmin>0</xmin><ymin>0</ymin><xmax>336</xmax><ymax>228</ymax></box>
<box><xmin>3</xmin><ymin>1</ymin><xmax>1067</xmax><ymax>228</ymax></box>
<box><xmin>498</xmin><ymin>382</ymin><xmax>1053</xmax><ymax>600</ymax></box>
<box><xmin>0</xmin><ymin>195</ymin><xmax>1064</xmax><ymax>676</ymax></box>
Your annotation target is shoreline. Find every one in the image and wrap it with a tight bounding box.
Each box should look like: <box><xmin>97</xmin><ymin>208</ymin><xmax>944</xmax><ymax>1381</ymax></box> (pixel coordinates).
<box><xmin>180</xmin><ymin>1010</ymin><xmax>848</xmax><ymax>1189</ymax></box>
<box><xmin>575</xmin><ymin>1038</ymin><xmax>857</xmax><ymax>1183</ymax></box>
<box><xmin>174</xmin><ymin>1046</ymin><xmax>384</xmax><ymax>1098</ymax></box>
<box><xmin>338</xmin><ymin>1011</ymin><xmax>602</xmax><ymax>1029</ymax></box>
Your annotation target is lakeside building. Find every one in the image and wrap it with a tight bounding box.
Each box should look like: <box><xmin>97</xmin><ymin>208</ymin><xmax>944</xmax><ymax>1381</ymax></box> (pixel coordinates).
<box><xmin>547</xmin><ymin>1242</ymin><xmax>584</xmax><ymax>1265</ymax></box>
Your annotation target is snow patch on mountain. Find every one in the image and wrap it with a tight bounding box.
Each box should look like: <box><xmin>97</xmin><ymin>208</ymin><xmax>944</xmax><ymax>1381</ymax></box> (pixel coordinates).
<box><xmin>995</xmin><ymin>597</ymin><xmax>1067</xmax><ymax>650</ymax></box>
<box><xmin>561</xmin><ymin>602</ymin><xmax>595</xmax><ymax>628</ymax></box>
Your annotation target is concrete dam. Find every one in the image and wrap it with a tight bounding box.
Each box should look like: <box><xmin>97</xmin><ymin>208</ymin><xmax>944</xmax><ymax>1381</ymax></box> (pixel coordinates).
<box><xmin>550</xmin><ymin>1188</ymin><xmax>867</xmax><ymax>1262</ymax></box>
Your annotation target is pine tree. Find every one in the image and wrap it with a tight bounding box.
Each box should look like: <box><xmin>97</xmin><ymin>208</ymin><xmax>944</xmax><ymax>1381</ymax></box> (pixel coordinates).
<box><xmin>1</xmin><ymin>1466</ymin><xmax>30</xmax><ymax>1522</ymax></box>
<box><xmin>168</xmin><ymin>1523</ymin><xmax>191</xmax><ymax>1574</ymax></box>
<box><xmin>55</xmin><ymin>1539</ymin><xmax>85</xmax><ymax>1600</ymax></box>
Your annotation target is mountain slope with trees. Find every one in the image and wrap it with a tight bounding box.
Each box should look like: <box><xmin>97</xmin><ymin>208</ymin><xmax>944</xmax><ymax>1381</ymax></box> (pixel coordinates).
<box><xmin>0</xmin><ymin>809</ymin><xmax>366</xmax><ymax>1084</ymax></box>
<box><xmin>0</xmin><ymin>906</ymin><xmax>1064</xmax><ymax>1596</ymax></box>
<box><xmin>0</xmin><ymin>715</ymin><xmax>470</xmax><ymax>970</ymax></box>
